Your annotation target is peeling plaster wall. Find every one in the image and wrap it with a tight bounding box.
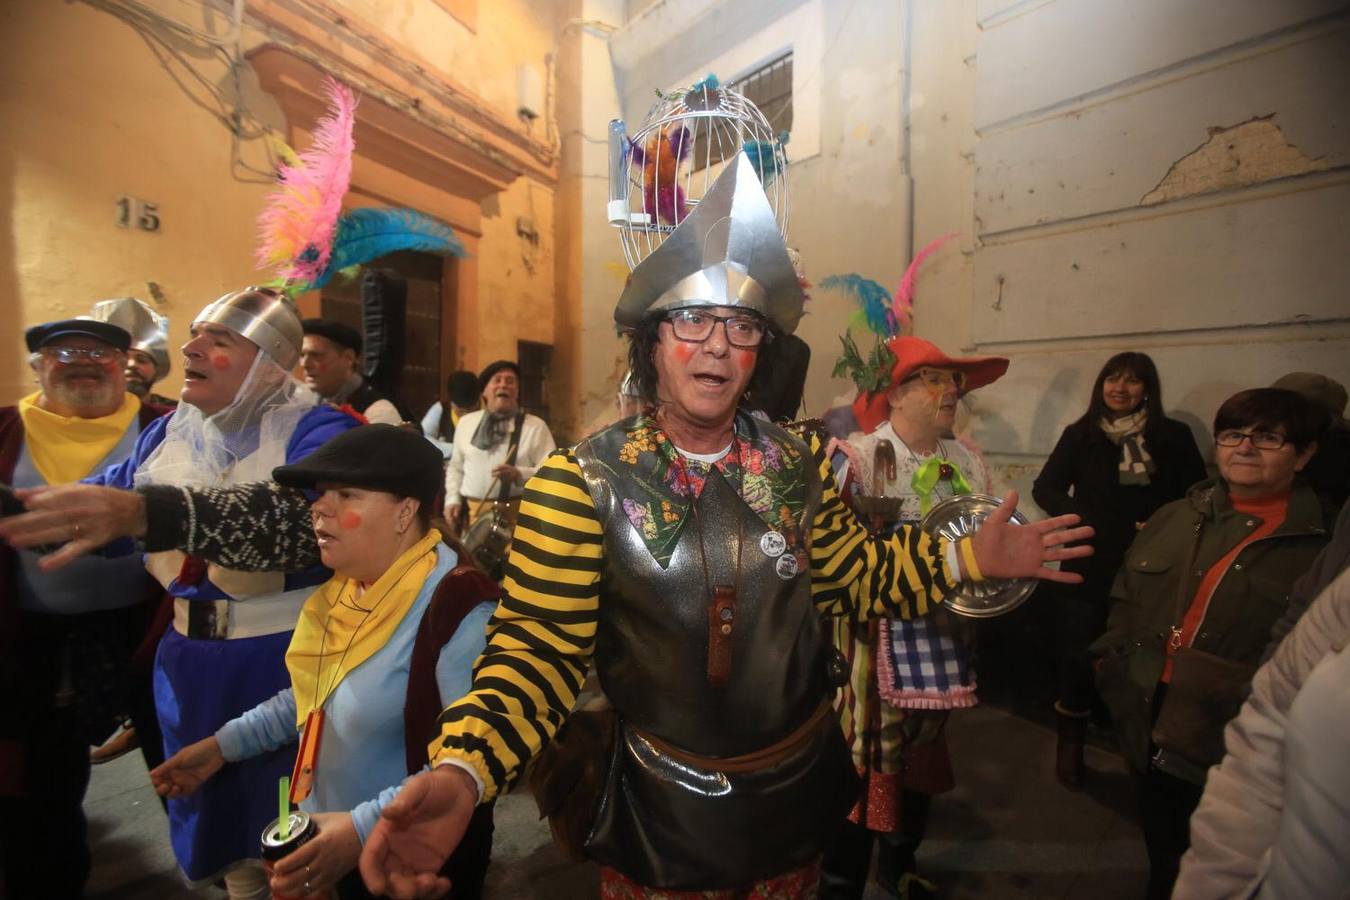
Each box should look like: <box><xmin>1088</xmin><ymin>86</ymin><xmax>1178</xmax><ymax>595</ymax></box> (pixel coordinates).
<box><xmin>1139</xmin><ymin>116</ymin><xmax>1329</xmax><ymax>206</ymax></box>
<box><xmin>918</xmin><ymin>0</ymin><xmax>1350</xmax><ymax>505</ymax></box>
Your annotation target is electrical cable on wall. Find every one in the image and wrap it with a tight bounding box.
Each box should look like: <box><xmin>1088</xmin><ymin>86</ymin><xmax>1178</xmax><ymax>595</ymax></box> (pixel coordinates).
<box><xmin>81</xmin><ymin>0</ymin><xmax>283</xmax><ymax>185</ymax></box>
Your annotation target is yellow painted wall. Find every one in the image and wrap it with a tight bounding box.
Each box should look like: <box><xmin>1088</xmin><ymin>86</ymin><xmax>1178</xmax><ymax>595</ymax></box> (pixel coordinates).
<box><xmin>0</xmin><ymin>0</ymin><xmax>284</xmax><ymax>404</ymax></box>
<box><xmin>1</xmin><ymin>0</ymin><xmax>568</xmax><ymax>428</ymax></box>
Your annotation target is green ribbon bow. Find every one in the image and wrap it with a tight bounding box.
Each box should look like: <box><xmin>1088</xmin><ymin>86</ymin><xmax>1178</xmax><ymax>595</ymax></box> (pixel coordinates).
<box><xmin>911</xmin><ymin>457</ymin><xmax>972</xmax><ymax>516</ymax></box>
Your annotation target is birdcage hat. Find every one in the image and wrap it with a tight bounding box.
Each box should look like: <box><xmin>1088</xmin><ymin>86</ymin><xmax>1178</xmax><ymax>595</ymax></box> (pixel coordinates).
<box><xmin>613</xmin><ymin>152</ymin><xmax>804</xmax><ymax>335</ymax></box>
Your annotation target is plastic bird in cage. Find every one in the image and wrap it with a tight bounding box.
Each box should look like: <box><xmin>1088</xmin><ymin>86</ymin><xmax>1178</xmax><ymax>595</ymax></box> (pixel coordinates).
<box><xmin>609</xmin><ymin>77</ymin><xmax>789</xmax><ymax>271</ymax></box>
<box><xmin>629</xmin><ymin>124</ymin><xmax>692</xmax><ymax>226</ymax></box>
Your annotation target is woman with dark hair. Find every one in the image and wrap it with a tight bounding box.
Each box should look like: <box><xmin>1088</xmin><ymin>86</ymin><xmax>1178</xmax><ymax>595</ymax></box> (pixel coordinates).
<box><xmin>1033</xmin><ymin>352</ymin><xmax>1207</xmax><ymax>788</ymax></box>
<box><xmin>1091</xmin><ymin>387</ymin><xmax>1329</xmax><ymax>900</ymax></box>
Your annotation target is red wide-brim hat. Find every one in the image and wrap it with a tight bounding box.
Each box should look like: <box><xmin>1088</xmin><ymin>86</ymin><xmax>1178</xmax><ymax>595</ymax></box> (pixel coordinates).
<box><xmin>851</xmin><ymin>335</ymin><xmax>1009</xmax><ymax>433</ymax></box>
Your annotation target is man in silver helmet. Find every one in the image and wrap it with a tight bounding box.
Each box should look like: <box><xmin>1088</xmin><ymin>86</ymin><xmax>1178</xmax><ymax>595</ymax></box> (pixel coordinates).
<box><xmin>81</xmin><ymin>287</ymin><xmax>361</xmax><ymax>899</ymax></box>
<box><xmin>90</xmin><ymin>297</ymin><xmax>177</xmax><ymax>406</ymax></box>
<box><xmin>351</xmin><ymin>153</ymin><xmax>1093</xmax><ymax>899</ymax></box>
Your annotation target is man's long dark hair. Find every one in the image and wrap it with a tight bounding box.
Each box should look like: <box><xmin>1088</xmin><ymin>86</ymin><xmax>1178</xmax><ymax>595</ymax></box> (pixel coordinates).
<box><xmin>625</xmin><ymin>312</ymin><xmax>783</xmax><ymax>410</ymax></box>
<box><xmin>1076</xmin><ymin>351</ymin><xmax>1165</xmax><ymax>432</ymax></box>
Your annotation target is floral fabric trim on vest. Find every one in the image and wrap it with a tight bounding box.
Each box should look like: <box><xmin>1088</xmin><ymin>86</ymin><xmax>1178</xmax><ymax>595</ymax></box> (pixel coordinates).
<box><xmin>591</xmin><ymin>412</ymin><xmax>809</xmax><ymax>569</ymax></box>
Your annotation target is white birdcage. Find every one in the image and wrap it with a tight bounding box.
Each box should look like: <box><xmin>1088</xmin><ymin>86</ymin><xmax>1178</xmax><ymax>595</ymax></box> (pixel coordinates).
<box><xmin>608</xmin><ymin>79</ymin><xmax>789</xmax><ymax>271</ymax></box>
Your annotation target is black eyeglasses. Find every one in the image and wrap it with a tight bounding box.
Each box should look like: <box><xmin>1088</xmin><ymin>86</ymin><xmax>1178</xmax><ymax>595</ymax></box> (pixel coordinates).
<box><xmin>1215</xmin><ymin>429</ymin><xmax>1288</xmax><ymax>450</ymax></box>
<box><xmin>665</xmin><ymin>309</ymin><xmax>767</xmax><ymax>349</ymax></box>
<box><xmin>40</xmin><ymin>347</ymin><xmax>123</xmax><ymax>365</ymax></box>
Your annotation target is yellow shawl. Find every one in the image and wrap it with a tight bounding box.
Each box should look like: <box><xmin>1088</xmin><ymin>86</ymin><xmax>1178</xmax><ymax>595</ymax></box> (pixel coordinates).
<box><xmin>17</xmin><ymin>391</ymin><xmax>140</xmax><ymax>484</ymax></box>
<box><xmin>285</xmin><ymin>529</ymin><xmax>442</xmax><ymax>728</ymax></box>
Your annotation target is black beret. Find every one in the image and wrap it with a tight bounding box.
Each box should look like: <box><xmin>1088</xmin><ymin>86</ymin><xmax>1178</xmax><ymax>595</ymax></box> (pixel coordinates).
<box><xmin>272</xmin><ymin>424</ymin><xmax>443</xmax><ymax>508</ymax></box>
<box><xmin>447</xmin><ymin>370</ymin><xmax>480</xmax><ymax>408</ymax></box>
<box><xmin>26</xmin><ymin>318</ymin><xmax>131</xmax><ymax>353</ymax></box>
<box><xmin>478</xmin><ymin>359</ymin><xmax>520</xmax><ymax>393</ymax></box>
<box><xmin>302</xmin><ymin>318</ymin><xmax>362</xmax><ymax>354</ymax></box>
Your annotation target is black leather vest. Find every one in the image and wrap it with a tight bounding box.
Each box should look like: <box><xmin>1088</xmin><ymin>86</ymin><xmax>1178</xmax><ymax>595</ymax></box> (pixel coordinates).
<box><xmin>572</xmin><ymin>416</ymin><xmax>856</xmax><ymax>888</ymax></box>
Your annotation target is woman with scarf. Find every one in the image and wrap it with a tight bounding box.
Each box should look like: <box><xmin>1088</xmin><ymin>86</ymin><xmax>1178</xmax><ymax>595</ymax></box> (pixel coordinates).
<box><xmin>1033</xmin><ymin>352</ymin><xmax>1206</xmax><ymax>788</ymax></box>
<box><xmin>150</xmin><ymin>425</ymin><xmax>499</xmax><ymax>899</ymax></box>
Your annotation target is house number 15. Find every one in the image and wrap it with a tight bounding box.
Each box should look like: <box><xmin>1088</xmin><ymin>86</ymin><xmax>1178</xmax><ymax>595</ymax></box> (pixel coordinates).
<box><xmin>116</xmin><ymin>195</ymin><xmax>161</xmax><ymax>232</ymax></box>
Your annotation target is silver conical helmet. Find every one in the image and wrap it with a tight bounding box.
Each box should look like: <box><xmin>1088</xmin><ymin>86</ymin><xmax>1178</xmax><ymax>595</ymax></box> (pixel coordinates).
<box><xmin>613</xmin><ymin>152</ymin><xmax>805</xmax><ymax>335</ymax></box>
<box><xmin>194</xmin><ymin>287</ymin><xmax>303</xmax><ymax>370</ymax></box>
<box><xmin>89</xmin><ymin>297</ymin><xmax>170</xmax><ymax>378</ymax></box>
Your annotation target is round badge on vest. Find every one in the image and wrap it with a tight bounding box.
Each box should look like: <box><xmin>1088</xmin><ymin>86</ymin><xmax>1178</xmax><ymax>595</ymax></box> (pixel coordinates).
<box><xmin>775</xmin><ymin>552</ymin><xmax>799</xmax><ymax>580</ymax></box>
<box><xmin>760</xmin><ymin>531</ymin><xmax>787</xmax><ymax>558</ymax></box>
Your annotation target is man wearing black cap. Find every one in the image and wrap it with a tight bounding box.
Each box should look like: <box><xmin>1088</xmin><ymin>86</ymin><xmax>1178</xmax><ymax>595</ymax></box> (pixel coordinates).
<box><xmin>442</xmin><ymin>360</ymin><xmax>556</xmax><ymax>537</ymax></box>
<box><xmin>422</xmin><ymin>370</ymin><xmax>482</xmax><ymax>459</ymax></box>
<box><xmin>301</xmin><ymin>318</ymin><xmax>407</xmax><ymax>426</ymax></box>
<box><xmin>0</xmin><ymin>316</ymin><xmax>173</xmax><ymax>898</ymax></box>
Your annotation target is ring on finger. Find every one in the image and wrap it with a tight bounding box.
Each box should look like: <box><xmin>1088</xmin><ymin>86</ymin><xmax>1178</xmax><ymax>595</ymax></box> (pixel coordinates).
<box><xmin>72</xmin><ymin>522</ymin><xmax>82</xmax><ymax>540</ymax></box>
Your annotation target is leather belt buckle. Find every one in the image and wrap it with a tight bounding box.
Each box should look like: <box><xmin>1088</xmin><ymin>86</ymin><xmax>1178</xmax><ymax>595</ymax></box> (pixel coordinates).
<box><xmin>187</xmin><ymin>600</ymin><xmax>229</xmax><ymax>641</ymax></box>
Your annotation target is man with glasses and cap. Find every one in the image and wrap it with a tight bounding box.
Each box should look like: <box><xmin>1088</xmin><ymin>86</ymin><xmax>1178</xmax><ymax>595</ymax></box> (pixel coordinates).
<box><xmin>84</xmin><ymin>288</ymin><xmax>360</xmax><ymax>899</ymax></box>
<box><xmin>90</xmin><ymin>296</ymin><xmax>177</xmax><ymax>407</ymax></box>
<box><xmin>0</xmin><ymin>315</ymin><xmax>173</xmax><ymax>898</ymax></box>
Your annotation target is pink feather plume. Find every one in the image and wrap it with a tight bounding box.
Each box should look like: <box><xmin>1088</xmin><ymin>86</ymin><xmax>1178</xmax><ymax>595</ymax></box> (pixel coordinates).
<box><xmin>893</xmin><ymin>233</ymin><xmax>957</xmax><ymax>333</ymax></box>
<box><xmin>256</xmin><ymin>77</ymin><xmax>357</xmax><ymax>286</ymax></box>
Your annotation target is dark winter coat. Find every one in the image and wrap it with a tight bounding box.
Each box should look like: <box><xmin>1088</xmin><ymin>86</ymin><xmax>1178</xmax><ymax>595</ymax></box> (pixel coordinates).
<box><xmin>1090</xmin><ymin>477</ymin><xmax>1328</xmax><ymax>772</ymax></box>
<box><xmin>1033</xmin><ymin>415</ymin><xmax>1208</xmax><ymax>597</ymax></box>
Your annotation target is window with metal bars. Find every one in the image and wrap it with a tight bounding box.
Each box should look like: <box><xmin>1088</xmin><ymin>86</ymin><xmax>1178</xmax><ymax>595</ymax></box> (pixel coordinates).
<box><xmin>691</xmin><ymin>52</ymin><xmax>794</xmax><ymax>173</ymax></box>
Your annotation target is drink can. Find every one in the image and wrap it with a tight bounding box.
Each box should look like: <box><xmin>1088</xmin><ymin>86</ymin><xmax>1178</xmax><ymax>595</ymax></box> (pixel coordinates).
<box><xmin>260</xmin><ymin>810</ymin><xmax>319</xmax><ymax>900</ymax></box>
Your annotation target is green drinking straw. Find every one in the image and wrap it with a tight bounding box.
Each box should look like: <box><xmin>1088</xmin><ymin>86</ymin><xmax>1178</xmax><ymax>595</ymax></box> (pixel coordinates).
<box><xmin>279</xmin><ymin>776</ymin><xmax>292</xmax><ymax>839</ymax></box>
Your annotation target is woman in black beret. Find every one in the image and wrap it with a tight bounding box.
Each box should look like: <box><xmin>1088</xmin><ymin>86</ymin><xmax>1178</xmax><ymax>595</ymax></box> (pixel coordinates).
<box><xmin>149</xmin><ymin>425</ymin><xmax>500</xmax><ymax>899</ymax></box>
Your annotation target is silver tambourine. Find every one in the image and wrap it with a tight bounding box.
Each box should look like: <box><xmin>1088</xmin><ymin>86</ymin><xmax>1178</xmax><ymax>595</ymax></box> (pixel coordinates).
<box><xmin>920</xmin><ymin>493</ymin><xmax>1038</xmax><ymax>618</ymax></box>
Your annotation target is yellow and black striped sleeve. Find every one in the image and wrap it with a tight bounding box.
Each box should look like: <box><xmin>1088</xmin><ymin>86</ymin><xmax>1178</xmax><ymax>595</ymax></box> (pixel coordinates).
<box><xmin>428</xmin><ymin>449</ymin><xmax>602</xmax><ymax>801</ymax></box>
<box><xmin>808</xmin><ymin>433</ymin><xmax>963</xmax><ymax>619</ymax></box>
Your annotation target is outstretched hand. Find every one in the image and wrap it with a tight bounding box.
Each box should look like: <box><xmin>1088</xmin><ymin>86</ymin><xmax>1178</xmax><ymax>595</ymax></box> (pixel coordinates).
<box><xmin>359</xmin><ymin>765</ymin><xmax>478</xmax><ymax>899</ymax></box>
<box><xmin>969</xmin><ymin>490</ymin><xmax>1093</xmax><ymax>583</ymax></box>
<box><xmin>150</xmin><ymin>736</ymin><xmax>225</xmax><ymax>798</ymax></box>
<box><xmin>0</xmin><ymin>484</ymin><xmax>147</xmax><ymax>572</ymax></box>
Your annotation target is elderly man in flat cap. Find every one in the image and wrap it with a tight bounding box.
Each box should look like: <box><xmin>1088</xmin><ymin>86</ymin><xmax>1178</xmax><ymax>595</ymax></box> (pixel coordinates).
<box><xmin>0</xmin><ymin>315</ymin><xmax>172</xmax><ymax>898</ymax></box>
<box><xmin>442</xmin><ymin>359</ymin><xmax>557</xmax><ymax>546</ymax></box>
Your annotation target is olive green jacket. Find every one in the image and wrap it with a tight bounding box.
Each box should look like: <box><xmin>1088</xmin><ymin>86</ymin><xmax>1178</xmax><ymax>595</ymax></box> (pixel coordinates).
<box><xmin>1091</xmin><ymin>477</ymin><xmax>1328</xmax><ymax>773</ymax></box>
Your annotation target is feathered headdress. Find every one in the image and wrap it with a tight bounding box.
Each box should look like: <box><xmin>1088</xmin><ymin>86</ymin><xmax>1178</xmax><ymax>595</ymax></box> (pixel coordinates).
<box><xmin>825</xmin><ymin>234</ymin><xmax>958</xmax><ymax>394</ymax></box>
<box><xmin>255</xmin><ymin>77</ymin><xmax>466</xmax><ymax>297</ymax></box>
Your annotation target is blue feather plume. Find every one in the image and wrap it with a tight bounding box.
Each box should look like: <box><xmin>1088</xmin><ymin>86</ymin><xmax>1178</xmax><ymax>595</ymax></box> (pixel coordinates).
<box><xmin>305</xmin><ymin>208</ymin><xmax>466</xmax><ymax>290</ymax></box>
<box><xmin>743</xmin><ymin>131</ymin><xmax>790</xmax><ymax>185</ymax></box>
<box><xmin>820</xmin><ymin>274</ymin><xmax>895</xmax><ymax>337</ymax></box>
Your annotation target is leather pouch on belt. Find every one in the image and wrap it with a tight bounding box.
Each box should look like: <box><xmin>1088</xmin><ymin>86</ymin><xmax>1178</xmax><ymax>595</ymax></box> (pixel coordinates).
<box><xmin>529</xmin><ymin>697</ymin><xmax>617</xmax><ymax>862</ymax></box>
